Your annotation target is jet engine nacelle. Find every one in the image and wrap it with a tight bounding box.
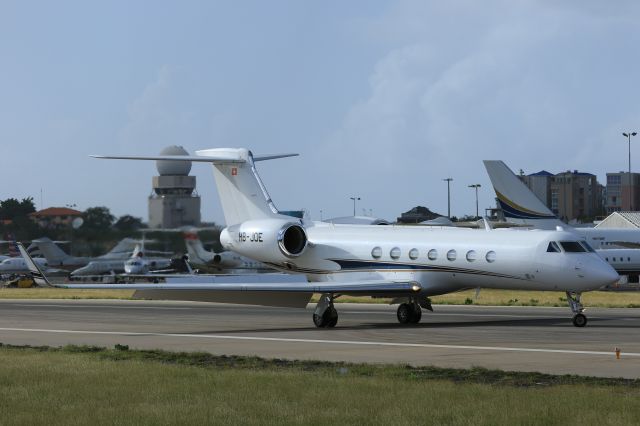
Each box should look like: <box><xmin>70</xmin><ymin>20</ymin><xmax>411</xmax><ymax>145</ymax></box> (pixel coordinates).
<box><xmin>220</xmin><ymin>219</ymin><xmax>308</xmax><ymax>264</ymax></box>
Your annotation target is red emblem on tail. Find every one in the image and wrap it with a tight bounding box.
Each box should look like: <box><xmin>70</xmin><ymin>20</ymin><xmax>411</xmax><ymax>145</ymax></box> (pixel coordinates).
<box><xmin>231</xmin><ymin>168</ymin><xmax>238</xmax><ymax>176</ymax></box>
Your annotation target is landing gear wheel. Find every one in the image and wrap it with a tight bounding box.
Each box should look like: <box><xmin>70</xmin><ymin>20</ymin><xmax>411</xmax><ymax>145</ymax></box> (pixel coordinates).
<box><xmin>313</xmin><ymin>313</ymin><xmax>327</xmax><ymax>327</ymax></box>
<box><xmin>327</xmin><ymin>315</ymin><xmax>338</xmax><ymax>328</ymax></box>
<box><xmin>397</xmin><ymin>303</ymin><xmax>412</xmax><ymax>324</ymax></box>
<box><xmin>410</xmin><ymin>306</ymin><xmax>422</xmax><ymax>324</ymax></box>
<box><xmin>313</xmin><ymin>307</ymin><xmax>338</xmax><ymax>328</ymax></box>
<box><xmin>572</xmin><ymin>313</ymin><xmax>587</xmax><ymax>328</ymax></box>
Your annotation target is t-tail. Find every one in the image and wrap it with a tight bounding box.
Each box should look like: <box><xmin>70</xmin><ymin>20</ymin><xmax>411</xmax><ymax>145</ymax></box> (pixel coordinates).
<box><xmin>483</xmin><ymin>160</ymin><xmax>564</xmax><ymax>230</ymax></box>
<box><xmin>182</xmin><ymin>228</ymin><xmax>214</xmax><ymax>264</ymax></box>
<box><xmin>92</xmin><ymin>148</ymin><xmax>298</xmax><ymax>226</ymax></box>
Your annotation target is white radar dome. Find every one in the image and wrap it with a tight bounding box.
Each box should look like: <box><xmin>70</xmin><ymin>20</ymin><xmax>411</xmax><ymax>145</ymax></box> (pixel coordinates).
<box><xmin>156</xmin><ymin>145</ymin><xmax>192</xmax><ymax>176</ymax></box>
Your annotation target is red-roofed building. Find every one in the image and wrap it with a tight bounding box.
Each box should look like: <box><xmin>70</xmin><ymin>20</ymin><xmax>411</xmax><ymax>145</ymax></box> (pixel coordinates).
<box><xmin>29</xmin><ymin>207</ymin><xmax>82</xmax><ymax>229</ymax></box>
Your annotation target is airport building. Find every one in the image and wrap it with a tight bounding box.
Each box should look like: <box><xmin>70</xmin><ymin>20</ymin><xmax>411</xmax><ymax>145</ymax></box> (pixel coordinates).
<box><xmin>148</xmin><ymin>146</ymin><xmax>201</xmax><ymax>229</ymax></box>
<box><xmin>519</xmin><ymin>170</ymin><xmax>604</xmax><ymax>222</ymax></box>
<box><xmin>29</xmin><ymin>207</ymin><xmax>83</xmax><ymax>229</ymax></box>
<box><xmin>396</xmin><ymin>206</ymin><xmax>441</xmax><ymax>223</ymax></box>
<box><xmin>604</xmin><ymin>172</ymin><xmax>640</xmax><ymax>213</ymax></box>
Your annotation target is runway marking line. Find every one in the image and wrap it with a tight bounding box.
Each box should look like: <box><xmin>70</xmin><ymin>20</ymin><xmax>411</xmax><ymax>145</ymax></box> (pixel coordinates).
<box><xmin>11</xmin><ymin>304</ymin><xmax>192</xmax><ymax>310</ymax></box>
<box><xmin>0</xmin><ymin>327</ymin><xmax>638</xmax><ymax>357</ymax></box>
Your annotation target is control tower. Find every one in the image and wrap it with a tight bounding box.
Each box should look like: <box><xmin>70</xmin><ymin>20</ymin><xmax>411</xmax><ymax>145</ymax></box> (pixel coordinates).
<box><xmin>148</xmin><ymin>145</ymin><xmax>201</xmax><ymax>228</ymax></box>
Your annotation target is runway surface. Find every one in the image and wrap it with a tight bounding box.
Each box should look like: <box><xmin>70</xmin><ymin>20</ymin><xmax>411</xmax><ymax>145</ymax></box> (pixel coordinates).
<box><xmin>0</xmin><ymin>299</ymin><xmax>639</xmax><ymax>378</ymax></box>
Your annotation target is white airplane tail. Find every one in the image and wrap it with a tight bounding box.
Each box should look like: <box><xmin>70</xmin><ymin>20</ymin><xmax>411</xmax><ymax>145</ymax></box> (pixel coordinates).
<box><xmin>182</xmin><ymin>228</ymin><xmax>214</xmax><ymax>264</ymax></box>
<box><xmin>93</xmin><ymin>148</ymin><xmax>297</xmax><ymax>226</ymax></box>
<box><xmin>483</xmin><ymin>160</ymin><xmax>563</xmax><ymax>230</ymax></box>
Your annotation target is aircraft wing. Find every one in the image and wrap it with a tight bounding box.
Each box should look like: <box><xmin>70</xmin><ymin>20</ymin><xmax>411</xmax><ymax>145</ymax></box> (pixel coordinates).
<box><xmin>49</xmin><ymin>280</ymin><xmax>421</xmax><ymax>295</ymax></box>
<box><xmin>18</xmin><ymin>243</ymin><xmax>420</xmax><ymax>303</ymax></box>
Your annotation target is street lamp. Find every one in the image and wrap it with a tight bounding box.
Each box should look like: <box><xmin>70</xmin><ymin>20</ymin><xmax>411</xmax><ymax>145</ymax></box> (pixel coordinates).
<box><xmin>443</xmin><ymin>178</ymin><xmax>453</xmax><ymax>218</ymax></box>
<box><xmin>623</xmin><ymin>131</ymin><xmax>637</xmax><ymax>209</ymax></box>
<box><xmin>468</xmin><ymin>184</ymin><xmax>481</xmax><ymax>219</ymax></box>
<box><xmin>349</xmin><ymin>196</ymin><xmax>361</xmax><ymax>216</ymax></box>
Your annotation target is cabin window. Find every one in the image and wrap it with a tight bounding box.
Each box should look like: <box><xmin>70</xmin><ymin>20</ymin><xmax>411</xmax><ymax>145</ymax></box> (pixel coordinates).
<box><xmin>428</xmin><ymin>249</ymin><xmax>438</xmax><ymax>260</ymax></box>
<box><xmin>390</xmin><ymin>247</ymin><xmax>401</xmax><ymax>259</ymax></box>
<box><xmin>446</xmin><ymin>249</ymin><xmax>457</xmax><ymax>261</ymax></box>
<box><xmin>613</xmin><ymin>257</ymin><xmax>617</xmax><ymax>262</ymax></box>
<box><xmin>560</xmin><ymin>241</ymin><xmax>586</xmax><ymax>253</ymax></box>
<box><xmin>466</xmin><ymin>250</ymin><xmax>477</xmax><ymax>262</ymax></box>
<box><xmin>371</xmin><ymin>247</ymin><xmax>382</xmax><ymax>259</ymax></box>
<box><xmin>629</xmin><ymin>257</ymin><xmax>631</xmax><ymax>262</ymax></box>
<box><xmin>409</xmin><ymin>248</ymin><xmax>419</xmax><ymax>260</ymax></box>
<box><xmin>486</xmin><ymin>251</ymin><xmax>496</xmax><ymax>263</ymax></box>
<box><xmin>547</xmin><ymin>242</ymin><xmax>561</xmax><ymax>253</ymax></box>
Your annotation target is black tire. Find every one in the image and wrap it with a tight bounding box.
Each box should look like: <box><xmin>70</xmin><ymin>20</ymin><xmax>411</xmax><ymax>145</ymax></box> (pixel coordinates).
<box><xmin>313</xmin><ymin>307</ymin><xmax>338</xmax><ymax>328</ymax></box>
<box><xmin>572</xmin><ymin>313</ymin><xmax>587</xmax><ymax>327</ymax></box>
<box><xmin>313</xmin><ymin>313</ymin><xmax>327</xmax><ymax>328</ymax></box>
<box><xmin>397</xmin><ymin>303</ymin><xmax>412</xmax><ymax>324</ymax></box>
<box><xmin>410</xmin><ymin>306</ymin><xmax>422</xmax><ymax>324</ymax></box>
<box><xmin>327</xmin><ymin>316</ymin><xmax>338</xmax><ymax>328</ymax></box>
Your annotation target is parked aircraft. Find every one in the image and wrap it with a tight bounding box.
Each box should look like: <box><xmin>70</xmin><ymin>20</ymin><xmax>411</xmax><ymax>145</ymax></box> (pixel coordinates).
<box><xmin>182</xmin><ymin>228</ymin><xmax>271</xmax><ymax>272</ymax></box>
<box><xmin>0</xmin><ymin>255</ymin><xmax>49</xmax><ymax>274</ymax></box>
<box><xmin>22</xmin><ymin>149</ymin><xmax>619</xmax><ymax>328</ymax></box>
<box><xmin>32</xmin><ymin>237</ymin><xmax>141</xmax><ymax>267</ymax></box>
<box><xmin>123</xmin><ymin>244</ymin><xmax>173</xmax><ymax>275</ymax></box>
<box><xmin>484</xmin><ymin>160</ymin><xmax>640</xmax><ymax>248</ymax></box>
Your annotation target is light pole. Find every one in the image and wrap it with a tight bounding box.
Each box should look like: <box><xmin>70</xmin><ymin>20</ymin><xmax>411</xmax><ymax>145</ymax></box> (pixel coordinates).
<box><xmin>468</xmin><ymin>184</ymin><xmax>481</xmax><ymax>219</ymax></box>
<box><xmin>443</xmin><ymin>178</ymin><xmax>453</xmax><ymax>218</ymax></box>
<box><xmin>349</xmin><ymin>196</ymin><xmax>360</xmax><ymax>216</ymax></box>
<box><xmin>623</xmin><ymin>131</ymin><xmax>637</xmax><ymax>209</ymax></box>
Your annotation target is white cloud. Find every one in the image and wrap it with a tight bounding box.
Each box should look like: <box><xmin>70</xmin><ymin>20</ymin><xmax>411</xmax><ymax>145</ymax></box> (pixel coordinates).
<box><xmin>312</xmin><ymin>1</ymin><xmax>640</xmax><ymax>219</ymax></box>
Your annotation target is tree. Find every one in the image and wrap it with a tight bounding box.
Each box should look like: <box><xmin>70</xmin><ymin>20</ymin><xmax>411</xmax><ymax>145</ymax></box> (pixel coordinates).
<box><xmin>0</xmin><ymin>197</ymin><xmax>36</xmax><ymax>220</ymax></box>
<box><xmin>113</xmin><ymin>215</ymin><xmax>144</xmax><ymax>232</ymax></box>
<box><xmin>82</xmin><ymin>207</ymin><xmax>115</xmax><ymax>231</ymax></box>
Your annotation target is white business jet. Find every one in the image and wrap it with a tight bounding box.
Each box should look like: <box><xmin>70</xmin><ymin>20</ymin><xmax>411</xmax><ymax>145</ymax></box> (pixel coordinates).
<box><xmin>484</xmin><ymin>160</ymin><xmax>640</xmax><ymax>248</ymax></box>
<box><xmin>21</xmin><ymin>149</ymin><xmax>619</xmax><ymax>328</ymax></box>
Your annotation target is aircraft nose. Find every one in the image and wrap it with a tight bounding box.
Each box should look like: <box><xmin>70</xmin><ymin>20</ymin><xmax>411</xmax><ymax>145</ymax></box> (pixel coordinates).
<box><xmin>585</xmin><ymin>261</ymin><xmax>619</xmax><ymax>288</ymax></box>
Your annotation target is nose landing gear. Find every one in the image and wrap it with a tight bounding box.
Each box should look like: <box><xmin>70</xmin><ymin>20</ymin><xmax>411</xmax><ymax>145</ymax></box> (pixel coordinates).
<box><xmin>566</xmin><ymin>291</ymin><xmax>587</xmax><ymax>327</ymax></box>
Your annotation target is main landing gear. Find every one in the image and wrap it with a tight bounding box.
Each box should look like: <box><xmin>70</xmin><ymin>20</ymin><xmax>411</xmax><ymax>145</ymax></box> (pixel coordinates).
<box><xmin>312</xmin><ymin>295</ymin><xmax>431</xmax><ymax>328</ymax></box>
<box><xmin>313</xmin><ymin>293</ymin><xmax>338</xmax><ymax>328</ymax></box>
<box><xmin>566</xmin><ymin>291</ymin><xmax>587</xmax><ymax>327</ymax></box>
<box><xmin>397</xmin><ymin>297</ymin><xmax>429</xmax><ymax>324</ymax></box>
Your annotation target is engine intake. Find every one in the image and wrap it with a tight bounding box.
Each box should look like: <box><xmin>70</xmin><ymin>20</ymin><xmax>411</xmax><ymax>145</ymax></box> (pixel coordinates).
<box><xmin>278</xmin><ymin>224</ymin><xmax>307</xmax><ymax>257</ymax></box>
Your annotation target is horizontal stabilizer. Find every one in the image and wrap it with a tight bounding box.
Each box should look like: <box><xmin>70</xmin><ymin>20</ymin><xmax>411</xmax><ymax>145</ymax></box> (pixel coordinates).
<box><xmin>90</xmin><ymin>150</ymin><xmax>298</xmax><ymax>164</ymax></box>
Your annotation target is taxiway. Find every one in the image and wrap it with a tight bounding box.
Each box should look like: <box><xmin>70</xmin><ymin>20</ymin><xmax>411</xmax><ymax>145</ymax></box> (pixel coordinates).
<box><xmin>0</xmin><ymin>299</ymin><xmax>638</xmax><ymax>378</ymax></box>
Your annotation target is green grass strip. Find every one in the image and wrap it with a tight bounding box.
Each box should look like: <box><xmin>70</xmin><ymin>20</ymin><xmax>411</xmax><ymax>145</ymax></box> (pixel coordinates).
<box><xmin>1</xmin><ymin>342</ymin><xmax>639</xmax><ymax>388</ymax></box>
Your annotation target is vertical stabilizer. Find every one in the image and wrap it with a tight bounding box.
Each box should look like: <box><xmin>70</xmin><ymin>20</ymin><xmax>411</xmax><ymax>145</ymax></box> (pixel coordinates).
<box><xmin>183</xmin><ymin>228</ymin><xmax>215</xmax><ymax>264</ymax></box>
<box><xmin>483</xmin><ymin>160</ymin><xmax>563</xmax><ymax>230</ymax></box>
<box><xmin>31</xmin><ymin>237</ymin><xmax>73</xmax><ymax>264</ymax></box>
<box><xmin>92</xmin><ymin>148</ymin><xmax>298</xmax><ymax>227</ymax></box>
<box><xmin>196</xmin><ymin>148</ymin><xmax>291</xmax><ymax>226</ymax></box>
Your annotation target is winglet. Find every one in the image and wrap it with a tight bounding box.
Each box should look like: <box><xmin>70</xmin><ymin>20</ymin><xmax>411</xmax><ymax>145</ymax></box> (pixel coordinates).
<box><xmin>17</xmin><ymin>243</ymin><xmax>54</xmax><ymax>287</ymax></box>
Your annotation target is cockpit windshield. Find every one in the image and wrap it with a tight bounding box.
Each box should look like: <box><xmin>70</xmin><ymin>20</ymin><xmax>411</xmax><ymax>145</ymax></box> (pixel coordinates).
<box><xmin>547</xmin><ymin>241</ymin><xmax>561</xmax><ymax>253</ymax></box>
<box><xmin>559</xmin><ymin>241</ymin><xmax>587</xmax><ymax>253</ymax></box>
<box><xmin>579</xmin><ymin>241</ymin><xmax>596</xmax><ymax>253</ymax></box>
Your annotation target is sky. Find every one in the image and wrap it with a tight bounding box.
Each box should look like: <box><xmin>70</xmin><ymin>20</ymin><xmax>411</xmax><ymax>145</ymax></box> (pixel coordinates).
<box><xmin>3</xmin><ymin>1</ymin><xmax>640</xmax><ymax>225</ymax></box>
